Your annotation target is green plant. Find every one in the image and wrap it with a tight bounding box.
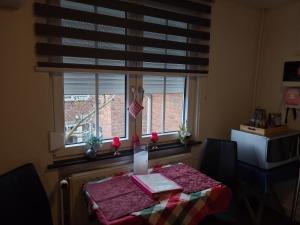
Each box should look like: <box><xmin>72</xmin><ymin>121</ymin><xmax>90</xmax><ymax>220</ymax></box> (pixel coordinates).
<box><xmin>178</xmin><ymin>121</ymin><xmax>191</xmax><ymax>144</ymax></box>
<box><xmin>86</xmin><ymin>135</ymin><xmax>103</xmax><ymax>150</ymax></box>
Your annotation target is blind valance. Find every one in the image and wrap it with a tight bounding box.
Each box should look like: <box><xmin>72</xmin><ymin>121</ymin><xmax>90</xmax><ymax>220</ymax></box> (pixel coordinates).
<box><xmin>34</xmin><ymin>0</ymin><xmax>212</xmax><ymax>76</ymax></box>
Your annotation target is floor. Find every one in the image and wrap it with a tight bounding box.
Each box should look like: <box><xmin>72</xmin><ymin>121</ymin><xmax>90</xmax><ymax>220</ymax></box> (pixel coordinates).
<box><xmin>200</xmin><ymin>207</ymin><xmax>299</xmax><ymax>225</ymax></box>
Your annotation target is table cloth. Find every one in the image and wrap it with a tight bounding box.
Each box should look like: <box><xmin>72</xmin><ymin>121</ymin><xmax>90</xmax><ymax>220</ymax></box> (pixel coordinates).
<box><xmin>83</xmin><ymin>163</ymin><xmax>232</xmax><ymax>225</ymax></box>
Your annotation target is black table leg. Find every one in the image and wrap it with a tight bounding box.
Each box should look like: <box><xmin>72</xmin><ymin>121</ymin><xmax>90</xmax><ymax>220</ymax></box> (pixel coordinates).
<box><xmin>291</xmin><ymin>162</ymin><xmax>300</xmax><ymax>224</ymax></box>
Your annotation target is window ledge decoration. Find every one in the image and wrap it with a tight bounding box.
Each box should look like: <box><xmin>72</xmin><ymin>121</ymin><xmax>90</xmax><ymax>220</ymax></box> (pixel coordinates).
<box><xmin>47</xmin><ymin>140</ymin><xmax>201</xmax><ymax>169</ymax></box>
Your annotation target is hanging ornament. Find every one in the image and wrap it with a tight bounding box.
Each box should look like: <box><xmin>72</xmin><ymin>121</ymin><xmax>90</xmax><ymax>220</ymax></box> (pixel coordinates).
<box><xmin>284</xmin><ymin>88</ymin><xmax>300</xmax><ymax>124</ymax></box>
<box><xmin>128</xmin><ymin>87</ymin><xmax>144</xmax><ymax>119</ymax></box>
<box><xmin>128</xmin><ymin>100</ymin><xmax>144</xmax><ymax>119</ymax></box>
<box><xmin>284</xmin><ymin>88</ymin><xmax>300</xmax><ymax>106</ymax></box>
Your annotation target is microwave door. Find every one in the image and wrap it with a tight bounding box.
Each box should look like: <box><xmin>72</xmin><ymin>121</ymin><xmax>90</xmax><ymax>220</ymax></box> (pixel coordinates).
<box><xmin>267</xmin><ymin>139</ymin><xmax>282</xmax><ymax>163</ymax></box>
<box><xmin>267</xmin><ymin>135</ymin><xmax>299</xmax><ymax>163</ymax></box>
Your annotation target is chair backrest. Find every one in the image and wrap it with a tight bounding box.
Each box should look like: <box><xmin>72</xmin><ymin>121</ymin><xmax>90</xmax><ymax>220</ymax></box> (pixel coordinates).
<box><xmin>200</xmin><ymin>138</ymin><xmax>238</xmax><ymax>188</ymax></box>
<box><xmin>0</xmin><ymin>163</ymin><xmax>53</xmax><ymax>225</ymax></box>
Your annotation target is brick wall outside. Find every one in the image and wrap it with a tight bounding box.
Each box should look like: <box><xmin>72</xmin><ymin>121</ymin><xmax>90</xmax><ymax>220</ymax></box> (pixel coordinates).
<box><xmin>111</xmin><ymin>95</ymin><xmax>125</xmax><ymax>137</ymax></box>
<box><xmin>99</xmin><ymin>97</ymin><xmax>112</xmax><ymax>138</ymax></box>
<box><xmin>151</xmin><ymin>94</ymin><xmax>163</xmax><ymax>132</ymax></box>
<box><xmin>165</xmin><ymin>93</ymin><xmax>184</xmax><ymax>132</ymax></box>
<box><xmin>141</xmin><ymin>93</ymin><xmax>183</xmax><ymax>134</ymax></box>
<box><xmin>99</xmin><ymin>95</ymin><xmax>125</xmax><ymax>139</ymax></box>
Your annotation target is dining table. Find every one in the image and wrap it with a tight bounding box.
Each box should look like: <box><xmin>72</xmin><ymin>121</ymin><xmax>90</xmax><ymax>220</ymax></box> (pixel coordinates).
<box><xmin>83</xmin><ymin>163</ymin><xmax>232</xmax><ymax>225</ymax></box>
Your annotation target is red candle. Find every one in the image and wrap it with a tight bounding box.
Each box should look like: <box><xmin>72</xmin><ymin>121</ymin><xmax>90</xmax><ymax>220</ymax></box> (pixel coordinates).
<box><xmin>112</xmin><ymin>136</ymin><xmax>121</xmax><ymax>149</ymax></box>
<box><xmin>151</xmin><ymin>132</ymin><xmax>158</xmax><ymax>143</ymax></box>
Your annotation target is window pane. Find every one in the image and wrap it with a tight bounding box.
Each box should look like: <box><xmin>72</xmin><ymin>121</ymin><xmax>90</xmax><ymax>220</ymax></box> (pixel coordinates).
<box><xmin>142</xmin><ymin>76</ymin><xmax>164</xmax><ymax>135</ymax></box>
<box><xmin>165</xmin><ymin>77</ymin><xmax>185</xmax><ymax>132</ymax></box>
<box><xmin>64</xmin><ymin>73</ymin><xmax>126</xmax><ymax>145</ymax></box>
<box><xmin>98</xmin><ymin>74</ymin><xmax>126</xmax><ymax>139</ymax></box>
<box><xmin>142</xmin><ymin>76</ymin><xmax>186</xmax><ymax>135</ymax></box>
<box><xmin>64</xmin><ymin>73</ymin><xmax>96</xmax><ymax>145</ymax></box>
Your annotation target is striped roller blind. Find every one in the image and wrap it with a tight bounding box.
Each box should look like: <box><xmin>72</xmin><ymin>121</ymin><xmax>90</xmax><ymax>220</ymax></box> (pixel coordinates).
<box><xmin>34</xmin><ymin>0</ymin><xmax>212</xmax><ymax>76</ymax></box>
<box><xmin>64</xmin><ymin>73</ymin><xmax>125</xmax><ymax>95</ymax></box>
<box><xmin>143</xmin><ymin>76</ymin><xmax>185</xmax><ymax>94</ymax></box>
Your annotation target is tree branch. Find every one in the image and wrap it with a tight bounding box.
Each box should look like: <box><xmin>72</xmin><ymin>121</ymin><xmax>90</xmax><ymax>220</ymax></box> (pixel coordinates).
<box><xmin>65</xmin><ymin>95</ymin><xmax>115</xmax><ymax>141</ymax></box>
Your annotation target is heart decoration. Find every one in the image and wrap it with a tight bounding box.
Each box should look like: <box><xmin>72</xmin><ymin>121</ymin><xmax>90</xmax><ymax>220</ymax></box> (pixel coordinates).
<box><xmin>128</xmin><ymin>87</ymin><xmax>144</xmax><ymax>119</ymax></box>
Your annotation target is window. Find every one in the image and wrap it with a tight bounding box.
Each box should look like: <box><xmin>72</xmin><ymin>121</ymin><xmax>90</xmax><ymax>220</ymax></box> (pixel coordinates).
<box><xmin>52</xmin><ymin>72</ymin><xmax>196</xmax><ymax>157</ymax></box>
<box><xmin>35</xmin><ymin>0</ymin><xmax>210</xmax><ymax>157</ymax></box>
<box><xmin>142</xmin><ymin>76</ymin><xmax>186</xmax><ymax>135</ymax></box>
<box><xmin>60</xmin><ymin>0</ymin><xmax>127</xmax><ymax>146</ymax></box>
<box><xmin>64</xmin><ymin>73</ymin><xmax>126</xmax><ymax>146</ymax></box>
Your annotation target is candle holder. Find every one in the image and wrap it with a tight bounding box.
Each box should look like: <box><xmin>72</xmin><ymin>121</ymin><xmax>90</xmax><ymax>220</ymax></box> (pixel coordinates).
<box><xmin>151</xmin><ymin>142</ymin><xmax>159</xmax><ymax>151</ymax></box>
<box><xmin>133</xmin><ymin>144</ymin><xmax>148</xmax><ymax>175</ymax></box>
<box><xmin>113</xmin><ymin>148</ymin><xmax>120</xmax><ymax>156</ymax></box>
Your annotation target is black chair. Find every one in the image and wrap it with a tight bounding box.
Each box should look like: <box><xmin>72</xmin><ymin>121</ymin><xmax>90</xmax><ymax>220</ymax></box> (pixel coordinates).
<box><xmin>200</xmin><ymin>138</ymin><xmax>238</xmax><ymax>224</ymax></box>
<box><xmin>200</xmin><ymin>138</ymin><xmax>238</xmax><ymax>189</ymax></box>
<box><xmin>0</xmin><ymin>163</ymin><xmax>53</xmax><ymax>225</ymax></box>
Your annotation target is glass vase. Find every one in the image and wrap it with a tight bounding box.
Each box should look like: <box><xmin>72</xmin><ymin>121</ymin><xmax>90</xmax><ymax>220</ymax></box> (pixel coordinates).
<box><xmin>133</xmin><ymin>144</ymin><xmax>148</xmax><ymax>175</ymax></box>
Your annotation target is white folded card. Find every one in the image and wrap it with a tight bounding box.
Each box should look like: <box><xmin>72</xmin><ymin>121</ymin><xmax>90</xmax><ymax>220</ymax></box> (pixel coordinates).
<box><xmin>132</xmin><ymin>173</ymin><xmax>182</xmax><ymax>198</ymax></box>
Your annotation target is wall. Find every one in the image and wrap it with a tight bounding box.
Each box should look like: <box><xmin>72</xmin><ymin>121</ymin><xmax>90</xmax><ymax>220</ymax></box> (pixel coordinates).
<box><xmin>0</xmin><ymin>0</ymin><xmax>261</xmax><ymax>224</ymax></box>
<box><xmin>254</xmin><ymin>1</ymin><xmax>300</xmax><ymax>219</ymax></box>
<box><xmin>0</xmin><ymin>1</ymin><xmax>60</xmax><ymax>223</ymax></box>
<box><xmin>256</xmin><ymin>1</ymin><xmax>300</xmax><ymax>123</ymax></box>
<box><xmin>198</xmin><ymin>0</ymin><xmax>261</xmax><ymax>139</ymax></box>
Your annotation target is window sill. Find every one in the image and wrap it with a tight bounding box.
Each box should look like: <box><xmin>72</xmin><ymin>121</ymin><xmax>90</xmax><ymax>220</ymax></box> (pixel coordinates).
<box><xmin>47</xmin><ymin>140</ymin><xmax>201</xmax><ymax>169</ymax></box>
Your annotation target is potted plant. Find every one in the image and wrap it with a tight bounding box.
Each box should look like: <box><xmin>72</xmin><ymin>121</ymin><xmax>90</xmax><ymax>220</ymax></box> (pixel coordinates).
<box><xmin>178</xmin><ymin>121</ymin><xmax>191</xmax><ymax>144</ymax></box>
<box><xmin>85</xmin><ymin>135</ymin><xmax>103</xmax><ymax>158</ymax></box>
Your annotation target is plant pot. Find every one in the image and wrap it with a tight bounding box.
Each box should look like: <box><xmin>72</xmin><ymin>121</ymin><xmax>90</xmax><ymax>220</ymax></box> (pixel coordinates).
<box><xmin>85</xmin><ymin>148</ymin><xmax>97</xmax><ymax>159</ymax></box>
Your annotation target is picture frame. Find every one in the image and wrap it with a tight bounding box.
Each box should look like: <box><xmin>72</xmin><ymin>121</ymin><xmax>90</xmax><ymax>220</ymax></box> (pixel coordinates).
<box><xmin>283</xmin><ymin>61</ymin><xmax>300</xmax><ymax>87</ymax></box>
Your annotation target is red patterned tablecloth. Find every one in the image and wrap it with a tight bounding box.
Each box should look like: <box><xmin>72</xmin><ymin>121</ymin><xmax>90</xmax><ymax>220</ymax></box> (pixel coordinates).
<box><xmin>83</xmin><ymin>163</ymin><xmax>232</xmax><ymax>225</ymax></box>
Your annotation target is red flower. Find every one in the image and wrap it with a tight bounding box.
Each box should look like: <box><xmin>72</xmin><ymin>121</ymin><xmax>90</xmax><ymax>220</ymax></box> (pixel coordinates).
<box><xmin>112</xmin><ymin>136</ymin><xmax>121</xmax><ymax>149</ymax></box>
<box><xmin>151</xmin><ymin>132</ymin><xmax>158</xmax><ymax>143</ymax></box>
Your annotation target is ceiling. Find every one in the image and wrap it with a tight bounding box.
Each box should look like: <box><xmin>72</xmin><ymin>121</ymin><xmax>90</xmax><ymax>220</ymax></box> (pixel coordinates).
<box><xmin>238</xmin><ymin>0</ymin><xmax>295</xmax><ymax>8</ymax></box>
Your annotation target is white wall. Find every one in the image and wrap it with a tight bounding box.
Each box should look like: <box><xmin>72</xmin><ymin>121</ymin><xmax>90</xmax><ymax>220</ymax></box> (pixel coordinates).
<box><xmin>199</xmin><ymin>0</ymin><xmax>261</xmax><ymax>139</ymax></box>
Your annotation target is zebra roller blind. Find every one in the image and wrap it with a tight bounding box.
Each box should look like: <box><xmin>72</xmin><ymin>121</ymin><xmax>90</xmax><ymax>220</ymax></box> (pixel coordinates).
<box><xmin>34</xmin><ymin>0</ymin><xmax>212</xmax><ymax>76</ymax></box>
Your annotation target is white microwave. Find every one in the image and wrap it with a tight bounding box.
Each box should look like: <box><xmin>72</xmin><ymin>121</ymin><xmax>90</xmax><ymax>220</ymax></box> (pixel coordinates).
<box><xmin>231</xmin><ymin>129</ymin><xmax>300</xmax><ymax>170</ymax></box>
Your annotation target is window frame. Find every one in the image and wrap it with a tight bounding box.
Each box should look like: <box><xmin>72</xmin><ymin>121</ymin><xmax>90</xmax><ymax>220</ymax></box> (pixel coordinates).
<box><xmin>51</xmin><ymin>72</ymin><xmax>134</xmax><ymax>159</ymax></box>
<box><xmin>63</xmin><ymin>73</ymin><xmax>127</xmax><ymax>145</ymax></box>
<box><xmin>51</xmin><ymin>72</ymin><xmax>197</xmax><ymax>160</ymax></box>
<box><xmin>138</xmin><ymin>75</ymin><xmax>196</xmax><ymax>145</ymax></box>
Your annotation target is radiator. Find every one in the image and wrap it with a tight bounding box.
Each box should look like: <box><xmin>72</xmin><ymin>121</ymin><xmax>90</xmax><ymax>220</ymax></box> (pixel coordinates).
<box><xmin>64</xmin><ymin>153</ymin><xmax>192</xmax><ymax>225</ymax></box>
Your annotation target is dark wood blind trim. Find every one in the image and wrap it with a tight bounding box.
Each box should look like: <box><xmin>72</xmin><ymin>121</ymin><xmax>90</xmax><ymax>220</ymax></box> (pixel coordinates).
<box><xmin>37</xmin><ymin>62</ymin><xmax>209</xmax><ymax>75</ymax></box>
<box><xmin>35</xmin><ymin>23</ymin><xmax>210</xmax><ymax>53</ymax></box>
<box><xmin>34</xmin><ymin>3</ymin><xmax>210</xmax><ymax>40</ymax></box>
<box><xmin>36</xmin><ymin>43</ymin><xmax>209</xmax><ymax>66</ymax></box>
<box><xmin>150</xmin><ymin>0</ymin><xmax>211</xmax><ymax>13</ymax></box>
<box><xmin>69</xmin><ymin>0</ymin><xmax>210</xmax><ymax>27</ymax></box>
